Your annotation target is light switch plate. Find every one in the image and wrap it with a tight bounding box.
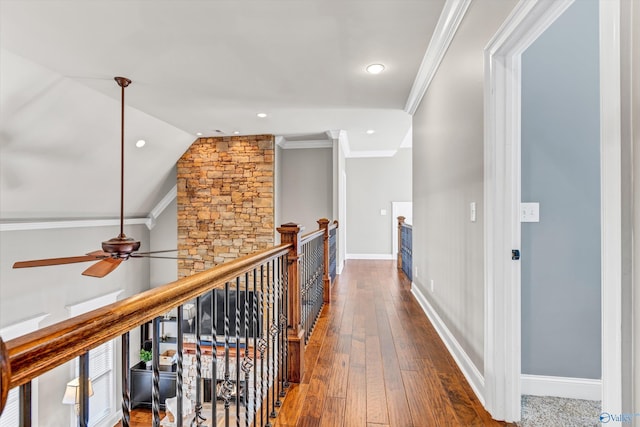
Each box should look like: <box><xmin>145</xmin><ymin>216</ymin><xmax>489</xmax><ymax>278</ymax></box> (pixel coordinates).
<box><xmin>470</xmin><ymin>202</ymin><xmax>477</xmax><ymax>222</ymax></box>
<box><xmin>520</xmin><ymin>202</ymin><xmax>540</xmax><ymax>222</ymax></box>
<box><xmin>380</xmin><ymin>209</ymin><xmax>387</xmax><ymax>216</ymax></box>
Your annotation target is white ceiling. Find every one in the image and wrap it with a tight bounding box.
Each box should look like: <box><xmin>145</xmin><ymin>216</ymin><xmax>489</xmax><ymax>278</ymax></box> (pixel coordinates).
<box><xmin>0</xmin><ymin>0</ymin><xmax>445</xmax><ymax>221</ymax></box>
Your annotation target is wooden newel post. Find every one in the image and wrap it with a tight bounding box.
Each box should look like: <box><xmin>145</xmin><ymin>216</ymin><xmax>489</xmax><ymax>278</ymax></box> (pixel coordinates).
<box><xmin>0</xmin><ymin>336</ymin><xmax>10</xmax><ymax>415</ymax></box>
<box><xmin>397</xmin><ymin>216</ymin><xmax>405</xmax><ymax>269</ymax></box>
<box><xmin>277</xmin><ymin>222</ymin><xmax>305</xmax><ymax>383</ymax></box>
<box><xmin>317</xmin><ymin>218</ymin><xmax>332</xmax><ymax>304</ymax></box>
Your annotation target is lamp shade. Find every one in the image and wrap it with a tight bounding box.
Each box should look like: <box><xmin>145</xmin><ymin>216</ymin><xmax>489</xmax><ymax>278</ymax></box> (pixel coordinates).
<box><xmin>183</xmin><ymin>303</ymin><xmax>196</xmax><ymax>320</ymax></box>
<box><xmin>62</xmin><ymin>377</ymin><xmax>94</xmax><ymax>405</ymax></box>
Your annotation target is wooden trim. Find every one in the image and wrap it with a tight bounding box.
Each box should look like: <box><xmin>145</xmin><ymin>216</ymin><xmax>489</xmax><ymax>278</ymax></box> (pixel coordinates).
<box><xmin>300</xmin><ymin>229</ymin><xmax>324</xmax><ymax>245</ymax></box>
<box><xmin>0</xmin><ymin>337</ymin><xmax>9</xmax><ymax>414</ymax></box>
<box><xmin>3</xmin><ymin>244</ymin><xmax>291</xmax><ymax>390</ymax></box>
<box><xmin>318</xmin><ymin>218</ymin><xmax>332</xmax><ymax>303</ymax></box>
<box><xmin>397</xmin><ymin>216</ymin><xmax>405</xmax><ymax>269</ymax></box>
<box><xmin>277</xmin><ymin>223</ymin><xmax>305</xmax><ymax>383</ymax></box>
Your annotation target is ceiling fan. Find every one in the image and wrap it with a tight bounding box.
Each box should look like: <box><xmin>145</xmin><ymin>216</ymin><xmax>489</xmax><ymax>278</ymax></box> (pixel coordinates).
<box><xmin>13</xmin><ymin>77</ymin><xmax>182</xmax><ymax>278</ymax></box>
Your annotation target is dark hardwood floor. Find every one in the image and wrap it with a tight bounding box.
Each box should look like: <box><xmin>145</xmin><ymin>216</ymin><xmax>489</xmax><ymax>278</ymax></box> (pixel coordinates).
<box><xmin>117</xmin><ymin>260</ymin><xmax>514</xmax><ymax>426</ymax></box>
<box><xmin>275</xmin><ymin>260</ymin><xmax>513</xmax><ymax>427</ymax></box>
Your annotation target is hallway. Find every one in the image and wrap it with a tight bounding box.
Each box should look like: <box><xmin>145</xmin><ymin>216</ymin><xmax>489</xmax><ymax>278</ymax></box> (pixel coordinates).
<box><xmin>275</xmin><ymin>260</ymin><xmax>513</xmax><ymax>427</ymax></box>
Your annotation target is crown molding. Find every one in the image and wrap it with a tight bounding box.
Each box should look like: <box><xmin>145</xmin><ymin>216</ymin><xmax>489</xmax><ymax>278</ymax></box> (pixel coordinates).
<box><xmin>146</xmin><ymin>185</ymin><xmax>177</xmax><ymax>229</ymax></box>
<box><xmin>404</xmin><ymin>0</ymin><xmax>472</xmax><ymax>115</ymax></box>
<box><xmin>0</xmin><ymin>218</ymin><xmax>148</xmax><ymax>232</ymax></box>
<box><xmin>277</xmin><ymin>139</ymin><xmax>333</xmax><ymax>149</ymax></box>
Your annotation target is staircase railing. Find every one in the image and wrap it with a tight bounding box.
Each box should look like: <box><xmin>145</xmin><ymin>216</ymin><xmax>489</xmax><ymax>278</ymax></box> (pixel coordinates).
<box><xmin>0</xmin><ymin>218</ymin><xmax>338</xmax><ymax>427</ymax></box>
<box><xmin>397</xmin><ymin>216</ymin><xmax>412</xmax><ymax>281</ymax></box>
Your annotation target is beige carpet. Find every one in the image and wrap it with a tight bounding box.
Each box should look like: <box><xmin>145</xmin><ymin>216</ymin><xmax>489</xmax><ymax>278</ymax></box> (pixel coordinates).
<box><xmin>519</xmin><ymin>395</ymin><xmax>601</xmax><ymax>427</ymax></box>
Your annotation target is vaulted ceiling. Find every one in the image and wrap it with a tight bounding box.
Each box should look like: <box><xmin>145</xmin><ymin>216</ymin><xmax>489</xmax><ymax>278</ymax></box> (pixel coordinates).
<box><xmin>0</xmin><ymin>0</ymin><xmax>445</xmax><ymax>221</ymax></box>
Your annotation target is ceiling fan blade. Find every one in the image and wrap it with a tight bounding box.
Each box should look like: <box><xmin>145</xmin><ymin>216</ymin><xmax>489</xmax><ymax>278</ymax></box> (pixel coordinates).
<box><xmin>13</xmin><ymin>254</ymin><xmax>104</xmax><ymax>269</ymax></box>
<box><xmin>82</xmin><ymin>258</ymin><xmax>123</xmax><ymax>278</ymax></box>
<box><xmin>86</xmin><ymin>250</ymin><xmax>111</xmax><ymax>257</ymax></box>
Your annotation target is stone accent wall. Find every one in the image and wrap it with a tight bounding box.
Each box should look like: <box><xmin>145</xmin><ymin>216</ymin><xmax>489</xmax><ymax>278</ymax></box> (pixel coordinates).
<box><xmin>177</xmin><ymin>135</ymin><xmax>275</xmax><ymax>278</ymax></box>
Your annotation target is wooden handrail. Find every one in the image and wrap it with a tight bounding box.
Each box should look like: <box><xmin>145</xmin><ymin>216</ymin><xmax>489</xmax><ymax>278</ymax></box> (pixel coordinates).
<box><xmin>3</xmin><ymin>244</ymin><xmax>291</xmax><ymax>391</ymax></box>
<box><xmin>300</xmin><ymin>228</ymin><xmax>324</xmax><ymax>244</ymax></box>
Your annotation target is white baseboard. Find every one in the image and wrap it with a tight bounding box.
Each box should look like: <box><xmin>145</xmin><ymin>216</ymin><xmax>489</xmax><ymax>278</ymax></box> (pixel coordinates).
<box><xmin>411</xmin><ymin>285</ymin><xmax>485</xmax><ymax>405</ymax></box>
<box><xmin>346</xmin><ymin>253</ymin><xmax>394</xmax><ymax>260</ymax></box>
<box><xmin>521</xmin><ymin>374</ymin><xmax>601</xmax><ymax>401</ymax></box>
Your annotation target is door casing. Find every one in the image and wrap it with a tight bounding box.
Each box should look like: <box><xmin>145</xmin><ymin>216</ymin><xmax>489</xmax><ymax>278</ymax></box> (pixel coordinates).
<box><xmin>483</xmin><ymin>0</ymin><xmax>622</xmax><ymax>421</ymax></box>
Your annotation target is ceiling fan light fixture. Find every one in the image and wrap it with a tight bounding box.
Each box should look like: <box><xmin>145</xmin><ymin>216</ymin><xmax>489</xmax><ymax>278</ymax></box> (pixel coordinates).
<box><xmin>366</xmin><ymin>63</ymin><xmax>385</xmax><ymax>74</ymax></box>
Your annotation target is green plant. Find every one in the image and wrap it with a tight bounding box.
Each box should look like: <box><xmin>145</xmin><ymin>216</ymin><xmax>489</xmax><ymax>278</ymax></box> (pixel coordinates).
<box><xmin>140</xmin><ymin>348</ymin><xmax>152</xmax><ymax>363</ymax></box>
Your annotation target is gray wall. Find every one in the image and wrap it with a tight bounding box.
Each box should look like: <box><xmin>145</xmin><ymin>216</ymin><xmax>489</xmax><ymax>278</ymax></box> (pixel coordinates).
<box><xmin>520</xmin><ymin>0</ymin><xmax>601</xmax><ymax>379</ymax></box>
<box><xmin>150</xmin><ymin>197</ymin><xmax>178</xmax><ymax>288</ymax></box>
<box><xmin>412</xmin><ymin>0</ymin><xmax>517</xmax><ymax>373</ymax></box>
<box><xmin>279</xmin><ymin>147</ymin><xmax>333</xmax><ymax>233</ymax></box>
<box><xmin>0</xmin><ymin>224</ymin><xmax>150</xmax><ymax>426</ymax></box>
<box><xmin>346</xmin><ymin>149</ymin><xmax>411</xmax><ymax>256</ymax></box>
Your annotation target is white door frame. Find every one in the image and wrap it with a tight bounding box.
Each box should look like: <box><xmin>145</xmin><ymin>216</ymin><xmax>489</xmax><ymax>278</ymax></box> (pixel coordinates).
<box><xmin>483</xmin><ymin>0</ymin><xmax>621</xmax><ymax>422</ymax></box>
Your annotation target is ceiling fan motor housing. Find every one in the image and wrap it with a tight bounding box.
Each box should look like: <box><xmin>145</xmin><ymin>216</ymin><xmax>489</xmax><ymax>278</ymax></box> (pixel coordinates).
<box><xmin>102</xmin><ymin>235</ymin><xmax>141</xmax><ymax>258</ymax></box>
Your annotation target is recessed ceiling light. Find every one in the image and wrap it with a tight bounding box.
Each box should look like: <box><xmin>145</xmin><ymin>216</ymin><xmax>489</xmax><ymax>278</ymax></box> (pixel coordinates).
<box><xmin>196</xmin><ymin>132</ymin><xmax>203</xmax><ymax>136</ymax></box>
<box><xmin>136</xmin><ymin>139</ymin><xmax>146</xmax><ymax>148</ymax></box>
<box><xmin>257</xmin><ymin>113</ymin><xmax>268</xmax><ymax>118</ymax></box>
<box><xmin>366</xmin><ymin>129</ymin><xmax>375</xmax><ymax>135</ymax></box>
<box><xmin>366</xmin><ymin>64</ymin><xmax>385</xmax><ymax>74</ymax></box>
<box><xmin>233</xmin><ymin>131</ymin><xmax>240</xmax><ymax>135</ymax></box>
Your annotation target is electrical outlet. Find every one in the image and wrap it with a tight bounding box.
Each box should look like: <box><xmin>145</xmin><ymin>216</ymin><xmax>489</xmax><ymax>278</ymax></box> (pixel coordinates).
<box><xmin>430</xmin><ymin>279</ymin><xmax>434</xmax><ymax>292</ymax></box>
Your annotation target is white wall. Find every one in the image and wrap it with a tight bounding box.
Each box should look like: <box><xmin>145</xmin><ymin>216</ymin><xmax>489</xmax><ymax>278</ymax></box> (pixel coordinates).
<box><xmin>346</xmin><ymin>149</ymin><xmax>411</xmax><ymax>258</ymax></box>
<box><xmin>411</xmin><ymin>0</ymin><xmax>517</xmax><ymax>373</ymax></box>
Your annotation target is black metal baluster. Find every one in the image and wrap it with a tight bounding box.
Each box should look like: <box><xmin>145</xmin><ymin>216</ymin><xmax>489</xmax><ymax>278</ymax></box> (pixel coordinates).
<box><xmin>177</xmin><ymin>305</ymin><xmax>184</xmax><ymax>427</ymax></box>
<box><xmin>282</xmin><ymin>254</ymin><xmax>289</xmax><ymax>390</ymax></box>
<box><xmin>242</xmin><ymin>272</ymin><xmax>253</xmax><ymax>427</ymax></box>
<box><xmin>269</xmin><ymin>259</ymin><xmax>277</xmax><ymax>420</ymax></box>
<box><xmin>275</xmin><ymin>257</ymin><xmax>282</xmax><ymax>407</ymax></box>
<box><xmin>265</xmin><ymin>262</ymin><xmax>272</xmax><ymax>427</ymax></box>
<box><xmin>252</xmin><ymin>268</ymin><xmax>259</xmax><ymax>426</ymax></box>
<box><xmin>195</xmin><ymin>295</ymin><xmax>205</xmax><ymax>425</ymax></box>
<box><xmin>152</xmin><ymin>318</ymin><xmax>160</xmax><ymax>427</ymax></box>
<box><xmin>278</xmin><ymin>256</ymin><xmax>287</xmax><ymax>397</ymax></box>
<box><xmin>258</xmin><ymin>265</ymin><xmax>266</xmax><ymax>427</ymax></box>
<box><xmin>235</xmin><ymin>277</ymin><xmax>241</xmax><ymax>427</ymax></box>
<box><xmin>79</xmin><ymin>352</ymin><xmax>90</xmax><ymax>427</ymax></box>
<box><xmin>223</xmin><ymin>282</ymin><xmax>232</xmax><ymax>427</ymax></box>
<box><xmin>121</xmin><ymin>332</ymin><xmax>131</xmax><ymax>427</ymax></box>
<box><xmin>210</xmin><ymin>290</ymin><xmax>217</xmax><ymax>427</ymax></box>
<box><xmin>19</xmin><ymin>381</ymin><xmax>31</xmax><ymax>427</ymax></box>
